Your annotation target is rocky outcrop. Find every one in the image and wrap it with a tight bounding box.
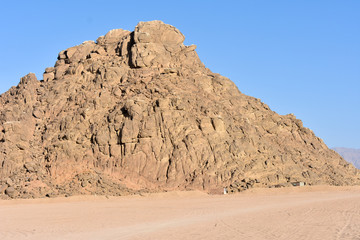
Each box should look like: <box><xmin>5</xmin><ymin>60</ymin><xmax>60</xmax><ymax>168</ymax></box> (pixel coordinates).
<box><xmin>0</xmin><ymin>21</ymin><xmax>359</xmax><ymax>199</ymax></box>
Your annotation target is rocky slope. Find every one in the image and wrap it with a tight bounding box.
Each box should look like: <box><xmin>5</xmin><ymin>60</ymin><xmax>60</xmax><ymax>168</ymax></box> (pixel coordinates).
<box><xmin>0</xmin><ymin>21</ymin><xmax>359</xmax><ymax>198</ymax></box>
<box><xmin>333</xmin><ymin>147</ymin><xmax>360</xmax><ymax>169</ymax></box>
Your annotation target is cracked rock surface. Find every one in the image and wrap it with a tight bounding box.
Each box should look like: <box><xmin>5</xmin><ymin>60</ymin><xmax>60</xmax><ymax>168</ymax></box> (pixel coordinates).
<box><xmin>0</xmin><ymin>21</ymin><xmax>359</xmax><ymax>199</ymax></box>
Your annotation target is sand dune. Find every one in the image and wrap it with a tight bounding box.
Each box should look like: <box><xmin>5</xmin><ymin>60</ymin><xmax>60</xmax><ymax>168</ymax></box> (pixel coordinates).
<box><xmin>1</xmin><ymin>186</ymin><xmax>360</xmax><ymax>240</ymax></box>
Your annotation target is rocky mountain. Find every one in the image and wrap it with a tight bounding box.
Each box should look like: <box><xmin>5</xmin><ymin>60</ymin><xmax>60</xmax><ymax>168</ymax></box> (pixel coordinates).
<box><xmin>0</xmin><ymin>21</ymin><xmax>359</xmax><ymax>199</ymax></box>
<box><xmin>333</xmin><ymin>147</ymin><xmax>360</xmax><ymax>169</ymax></box>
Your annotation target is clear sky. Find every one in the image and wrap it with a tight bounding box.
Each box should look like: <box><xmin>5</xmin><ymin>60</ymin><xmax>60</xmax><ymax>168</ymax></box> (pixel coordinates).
<box><xmin>0</xmin><ymin>1</ymin><xmax>359</xmax><ymax>149</ymax></box>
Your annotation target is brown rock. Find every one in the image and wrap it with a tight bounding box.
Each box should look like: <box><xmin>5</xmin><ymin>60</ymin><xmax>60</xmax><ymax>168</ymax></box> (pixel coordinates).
<box><xmin>24</xmin><ymin>162</ymin><xmax>37</xmax><ymax>173</ymax></box>
<box><xmin>45</xmin><ymin>67</ymin><xmax>55</xmax><ymax>73</ymax></box>
<box><xmin>97</xmin><ymin>29</ymin><xmax>130</xmax><ymax>46</ymax></box>
<box><xmin>5</xmin><ymin>187</ymin><xmax>16</xmax><ymax>197</ymax></box>
<box><xmin>6</xmin><ymin>178</ymin><xmax>14</xmax><ymax>186</ymax></box>
<box><xmin>0</xmin><ymin>20</ymin><xmax>359</xmax><ymax>199</ymax></box>
<box><xmin>0</xmin><ymin>184</ymin><xmax>7</xmax><ymax>194</ymax></box>
<box><xmin>130</xmin><ymin>21</ymin><xmax>189</xmax><ymax>68</ymax></box>
<box><xmin>65</xmin><ymin>41</ymin><xmax>96</xmax><ymax>63</ymax></box>
<box><xmin>43</xmin><ymin>72</ymin><xmax>54</xmax><ymax>82</ymax></box>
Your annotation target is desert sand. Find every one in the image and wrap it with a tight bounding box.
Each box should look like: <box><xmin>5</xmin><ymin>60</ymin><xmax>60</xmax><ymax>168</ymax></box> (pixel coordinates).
<box><xmin>1</xmin><ymin>186</ymin><xmax>360</xmax><ymax>240</ymax></box>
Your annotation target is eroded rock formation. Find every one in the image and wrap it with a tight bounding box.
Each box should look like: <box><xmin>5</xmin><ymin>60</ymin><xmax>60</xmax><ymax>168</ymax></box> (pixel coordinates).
<box><xmin>0</xmin><ymin>21</ymin><xmax>359</xmax><ymax>198</ymax></box>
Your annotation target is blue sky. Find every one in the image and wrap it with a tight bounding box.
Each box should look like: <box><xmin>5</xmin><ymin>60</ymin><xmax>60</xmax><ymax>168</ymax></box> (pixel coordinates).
<box><xmin>0</xmin><ymin>1</ymin><xmax>359</xmax><ymax>148</ymax></box>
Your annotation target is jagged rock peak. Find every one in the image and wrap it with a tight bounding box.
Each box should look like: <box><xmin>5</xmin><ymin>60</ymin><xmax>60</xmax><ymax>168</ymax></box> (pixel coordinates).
<box><xmin>0</xmin><ymin>21</ymin><xmax>359</xmax><ymax>199</ymax></box>
<box><xmin>51</xmin><ymin>20</ymin><xmax>200</xmax><ymax>78</ymax></box>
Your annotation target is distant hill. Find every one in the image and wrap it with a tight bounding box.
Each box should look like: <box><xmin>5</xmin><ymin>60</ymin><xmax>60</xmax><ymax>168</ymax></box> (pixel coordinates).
<box><xmin>333</xmin><ymin>148</ymin><xmax>360</xmax><ymax>169</ymax></box>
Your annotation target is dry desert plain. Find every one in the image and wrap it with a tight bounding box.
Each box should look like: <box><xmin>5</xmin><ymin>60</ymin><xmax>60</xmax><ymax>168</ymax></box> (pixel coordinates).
<box><xmin>1</xmin><ymin>186</ymin><xmax>360</xmax><ymax>240</ymax></box>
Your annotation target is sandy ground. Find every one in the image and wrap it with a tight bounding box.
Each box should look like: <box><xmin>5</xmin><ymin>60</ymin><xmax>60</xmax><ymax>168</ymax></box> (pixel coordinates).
<box><xmin>1</xmin><ymin>186</ymin><xmax>360</xmax><ymax>240</ymax></box>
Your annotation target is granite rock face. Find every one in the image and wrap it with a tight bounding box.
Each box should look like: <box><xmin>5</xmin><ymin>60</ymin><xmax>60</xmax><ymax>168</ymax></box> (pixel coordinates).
<box><xmin>0</xmin><ymin>21</ymin><xmax>359</xmax><ymax>198</ymax></box>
